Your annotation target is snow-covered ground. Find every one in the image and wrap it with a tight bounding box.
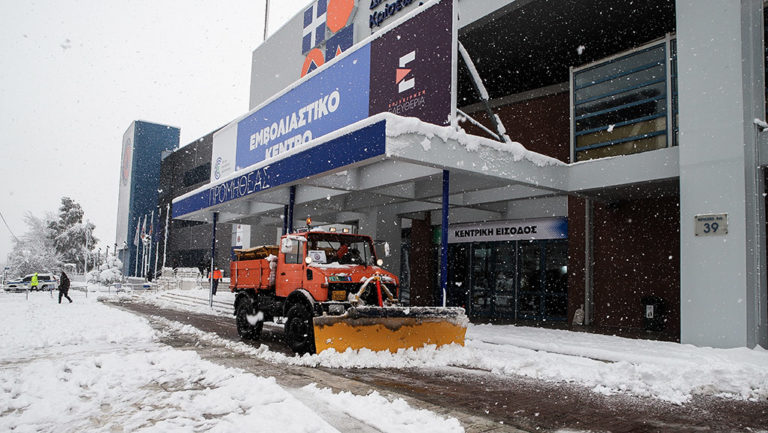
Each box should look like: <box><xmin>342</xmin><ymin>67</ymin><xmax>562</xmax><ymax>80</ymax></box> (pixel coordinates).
<box><xmin>140</xmin><ymin>287</ymin><xmax>768</xmax><ymax>405</ymax></box>
<box><xmin>3</xmin><ymin>285</ymin><xmax>766</xmax><ymax>433</ymax></box>
<box><xmin>0</xmin><ymin>289</ymin><xmax>462</xmax><ymax>433</ymax></box>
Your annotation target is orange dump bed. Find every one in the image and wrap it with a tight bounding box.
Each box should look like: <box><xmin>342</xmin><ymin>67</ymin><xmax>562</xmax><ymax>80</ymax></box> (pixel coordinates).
<box><xmin>230</xmin><ymin>259</ymin><xmax>273</xmax><ymax>290</ymax></box>
<box><xmin>233</xmin><ymin>246</ymin><xmax>278</xmax><ymax>260</ymax></box>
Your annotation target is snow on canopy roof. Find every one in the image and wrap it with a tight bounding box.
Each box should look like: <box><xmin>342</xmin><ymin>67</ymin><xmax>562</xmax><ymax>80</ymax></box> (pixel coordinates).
<box><xmin>383</xmin><ymin>113</ymin><xmax>564</xmax><ymax>168</ymax></box>
<box><xmin>172</xmin><ymin>113</ymin><xmax>562</xmax><ymax>206</ymax></box>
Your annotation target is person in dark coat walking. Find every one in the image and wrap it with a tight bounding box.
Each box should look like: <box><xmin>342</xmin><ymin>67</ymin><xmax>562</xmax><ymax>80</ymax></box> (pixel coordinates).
<box><xmin>58</xmin><ymin>271</ymin><xmax>72</xmax><ymax>303</ymax></box>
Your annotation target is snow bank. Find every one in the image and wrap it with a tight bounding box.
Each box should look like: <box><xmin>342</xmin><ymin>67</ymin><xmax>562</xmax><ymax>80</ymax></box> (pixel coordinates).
<box><xmin>0</xmin><ymin>289</ymin><xmax>154</xmax><ymax>362</ymax></box>
<box><xmin>469</xmin><ymin>324</ymin><xmax>768</xmax><ymax>404</ymax></box>
<box><xmin>302</xmin><ymin>384</ymin><xmax>463</xmax><ymax>433</ymax></box>
<box><xmin>147</xmin><ymin>290</ymin><xmax>768</xmax><ymax>405</ymax></box>
<box><xmin>1</xmin><ymin>347</ymin><xmax>338</xmax><ymax>433</ymax></box>
<box><xmin>0</xmin><ymin>292</ymin><xmax>463</xmax><ymax>432</ymax></box>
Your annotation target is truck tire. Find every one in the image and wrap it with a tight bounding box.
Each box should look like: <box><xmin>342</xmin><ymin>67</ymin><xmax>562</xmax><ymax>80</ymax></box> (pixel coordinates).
<box><xmin>285</xmin><ymin>304</ymin><xmax>315</xmax><ymax>354</ymax></box>
<box><xmin>236</xmin><ymin>301</ymin><xmax>263</xmax><ymax>340</ymax></box>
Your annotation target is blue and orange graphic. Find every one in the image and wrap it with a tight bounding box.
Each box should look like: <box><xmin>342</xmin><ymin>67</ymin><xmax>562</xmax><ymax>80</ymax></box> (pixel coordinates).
<box><xmin>301</xmin><ymin>0</ymin><xmax>357</xmax><ymax>77</ymax></box>
<box><xmin>301</xmin><ymin>48</ymin><xmax>326</xmax><ymax>77</ymax></box>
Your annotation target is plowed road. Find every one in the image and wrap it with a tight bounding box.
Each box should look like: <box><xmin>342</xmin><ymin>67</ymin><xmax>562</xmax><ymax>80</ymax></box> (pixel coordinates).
<box><xmin>109</xmin><ymin>299</ymin><xmax>767</xmax><ymax>433</ymax></box>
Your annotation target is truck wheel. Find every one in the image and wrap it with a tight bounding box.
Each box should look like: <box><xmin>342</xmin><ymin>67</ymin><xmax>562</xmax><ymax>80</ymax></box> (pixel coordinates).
<box><xmin>236</xmin><ymin>302</ymin><xmax>263</xmax><ymax>340</ymax></box>
<box><xmin>285</xmin><ymin>305</ymin><xmax>315</xmax><ymax>354</ymax></box>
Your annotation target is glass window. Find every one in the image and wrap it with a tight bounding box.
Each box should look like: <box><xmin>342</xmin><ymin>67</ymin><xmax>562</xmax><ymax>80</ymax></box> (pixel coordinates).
<box><xmin>572</xmin><ymin>39</ymin><xmax>676</xmax><ymax>162</ymax></box>
<box><xmin>183</xmin><ymin>162</ymin><xmax>211</xmax><ymax>187</ymax></box>
<box><xmin>575</xmin><ymin>64</ymin><xmax>665</xmax><ymax>105</ymax></box>
<box><xmin>284</xmin><ymin>240</ymin><xmax>304</xmax><ymax>264</ymax></box>
<box><xmin>574</xmin><ymin>46</ymin><xmax>666</xmax><ymax>89</ymax></box>
<box><xmin>574</xmin><ymin>81</ymin><xmax>667</xmax><ymax>125</ymax></box>
<box><xmin>307</xmin><ymin>233</ymin><xmax>375</xmax><ymax>266</ymax></box>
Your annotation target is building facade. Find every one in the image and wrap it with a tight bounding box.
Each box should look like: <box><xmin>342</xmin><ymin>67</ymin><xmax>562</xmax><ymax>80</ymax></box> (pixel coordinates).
<box><xmin>115</xmin><ymin>120</ymin><xmax>179</xmax><ymax>276</ymax></box>
<box><xmin>170</xmin><ymin>0</ymin><xmax>767</xmax><ymax>349</ymax></box>
<box><xmin>157</xmin><ymin>130</ymin><xmax>232</xmax><ymax>273</ymax></box>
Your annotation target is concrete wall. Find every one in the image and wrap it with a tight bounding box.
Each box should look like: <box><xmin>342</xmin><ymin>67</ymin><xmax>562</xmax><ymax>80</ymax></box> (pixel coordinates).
<box><xmin>677</xmin><ymin>0</ymin><xmax>767</xmax><ymax>348</ymax></box>
<box><xmin>568</xmin><ymin>196</ymin><xmax>681</xmax><ymax>341</ymax></box>
<box><xmin>505</xmin><ymin>196</ymin><xmax>568</xmax><ymax>220</ymax></box>
<box><xmin>408</xmin><ymin>216</ymin><xmax>437</xmax><ymax>306</ymax></box>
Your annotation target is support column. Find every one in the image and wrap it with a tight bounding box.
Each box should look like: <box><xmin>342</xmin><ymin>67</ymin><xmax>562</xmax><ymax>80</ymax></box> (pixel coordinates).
<box><xmin>677</xmin><ymin>0</ymin><xmax>767</xmax><ymax>347</ymax></box>
<box><xmin>360</xmin><ymin>206</ymin><xmax>403</xmax><ymax>286</ymax></box>
<box><xmin>440</xmin><ymin>170</ymin><xmax>450</xmax><ymax>307</ymax></box>
<box><xmin>584</xmin><ymin>197</ymin><xmax>594</xmax><ymax>326</ymax></box>
<box><xmin>282</xmin><ymin>205</ymin><xmax>289</xmax><ymax>235</ymax></box>
<box><xmin>287</xmin><ymin>186</ymin><xmax>296</xmax><ymax>234</ymax></box>
<box><xmin>209</xmin><ymin>212</ymin><xmax>218</xmax><ymax>308</ymax></box>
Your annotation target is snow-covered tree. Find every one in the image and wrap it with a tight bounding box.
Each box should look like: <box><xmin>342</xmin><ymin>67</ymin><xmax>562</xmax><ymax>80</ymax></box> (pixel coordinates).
<box><xmin>88</xmin><ymin>253</ymin><xmax>123</xmax><ymax>284</ymax></box>
<box><xmin>6</xmin><ymin>212</ymin><xmax>60</xmax><ymax>277</ymax></box>
<box><xmin>48</xmin><ymin>197</ymin><xmax>97</xmax><ymax>270</ymax></box>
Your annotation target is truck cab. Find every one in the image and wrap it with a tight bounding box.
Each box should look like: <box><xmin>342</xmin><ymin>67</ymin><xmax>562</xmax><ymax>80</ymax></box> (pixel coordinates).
<box><xmin>277</xmin><ymin>231</ymin><xmax>398</xmax><ymax>304</ymax></box>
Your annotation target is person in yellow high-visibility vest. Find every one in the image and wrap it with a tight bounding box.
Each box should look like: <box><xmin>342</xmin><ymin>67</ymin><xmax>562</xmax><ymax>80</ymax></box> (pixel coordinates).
<box><xmin>30</xmin><ymin>273</ymin><xmax>38</xmax><ymax>291</ymax></box>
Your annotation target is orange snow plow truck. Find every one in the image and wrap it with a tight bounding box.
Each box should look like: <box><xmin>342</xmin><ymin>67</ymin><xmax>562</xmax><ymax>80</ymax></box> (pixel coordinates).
<box><xmin>230</xmin><ymin>230</ymin><xmax>468</xmax><ymax>354</ymax></box>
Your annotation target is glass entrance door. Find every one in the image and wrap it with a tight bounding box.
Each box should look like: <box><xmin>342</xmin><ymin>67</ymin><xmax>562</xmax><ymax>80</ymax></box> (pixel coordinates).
<box><xmin>517</xmin><ymin>240</ymin><xmax>542</xmax><ymax>319</ymax></box>
<box><xmin>543</xmin><ymin>240</ymin><xmax>568</xmax><ymax>319</ymax></box>
<box><xmin>491</xmin><ymin>242</ymin><xmax>516</xmax><ymax>318</ymax></box>
<box><xmin>447</xmin><ymin>244</ymin><xmax>470</xmax><ymax>308</ymax></box>
<box><xmin>470</xmin><ymin>243</ymin><xmax>494</xmax><ymax>317</ymax></box>
<box><xmin>460</xmin><ymin>239</ymin><xmax>568</xmax><ymax>322</ymax></box>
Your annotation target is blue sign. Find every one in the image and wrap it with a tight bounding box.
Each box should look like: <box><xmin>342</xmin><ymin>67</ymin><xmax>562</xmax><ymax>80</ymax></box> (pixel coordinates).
<box><xmin>235</xmin><ymin>44</ymin><xmax>371</xmax><ymax>170</ymax></box>
<box><xmin>173</xmin><ymin>121</ymin><xmax>386</xmax><ymax>218</ymax></box>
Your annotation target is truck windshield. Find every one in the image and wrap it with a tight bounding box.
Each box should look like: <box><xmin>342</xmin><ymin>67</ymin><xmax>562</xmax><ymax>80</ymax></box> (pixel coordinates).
<box><xmin>307</xmin><ymin>234</ymin><xmax>375</xmax><ymax>265</ymax></box>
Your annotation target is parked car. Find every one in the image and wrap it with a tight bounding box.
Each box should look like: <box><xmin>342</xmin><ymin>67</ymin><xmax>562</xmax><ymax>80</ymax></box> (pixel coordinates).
<box><xmin>6</xmin><ymin>273</ymin><xmax>58</xmax><ymax>291</ymax></box>
<box><xmin>4</xmin><ymin>278</ymin><xmax>25</xmax><ymax>292</ymax></box>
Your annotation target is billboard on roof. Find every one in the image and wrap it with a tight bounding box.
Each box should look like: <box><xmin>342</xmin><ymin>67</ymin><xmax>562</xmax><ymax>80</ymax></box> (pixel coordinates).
<box><xmin>220</xmin><ymin>0</ymin><xmax>455</xmax><ymax>177</ymax></box>
<box><xmin>235</xmin><ymin>45</ymin><xmax>372</xmax><ymax>170</ymax></box>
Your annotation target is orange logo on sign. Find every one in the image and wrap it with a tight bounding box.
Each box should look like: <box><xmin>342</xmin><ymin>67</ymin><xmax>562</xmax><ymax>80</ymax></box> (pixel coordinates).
<box><xmin>327</xmin><ymin>0</ymin><xmax>354</xmax><ymax>33</ymax></box>
<box><xmin>301</xmin><ymin>48</ymin><xmax>326</xmax><ymax>77</ymax></box>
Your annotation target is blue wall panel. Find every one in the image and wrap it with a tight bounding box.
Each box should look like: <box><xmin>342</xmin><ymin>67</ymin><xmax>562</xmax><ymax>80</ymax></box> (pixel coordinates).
<box><xmin>125</xmin><ymin>121</ymin><xmax>179</xmax><ymax>275</ymax></box>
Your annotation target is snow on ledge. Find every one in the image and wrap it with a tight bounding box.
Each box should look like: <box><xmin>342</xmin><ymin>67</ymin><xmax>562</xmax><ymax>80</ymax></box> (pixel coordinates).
<box><xmin>383</xmin><ymin>113</ymin><xmax>565</xmax><ymax>168</ymax></box>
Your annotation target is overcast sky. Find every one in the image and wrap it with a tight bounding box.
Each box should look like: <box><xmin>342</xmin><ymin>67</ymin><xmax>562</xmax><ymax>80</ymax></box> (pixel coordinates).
<box><xmin>0</xmin><ymin>0</ymin><xmax>310</xmax><ymax>265</ymax></box>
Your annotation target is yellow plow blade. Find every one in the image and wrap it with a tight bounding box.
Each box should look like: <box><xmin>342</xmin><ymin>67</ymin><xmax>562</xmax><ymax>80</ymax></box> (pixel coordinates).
<box><xmin>313</xmin><ymin>307</ymin><xmax>468</xmax><ymax>353</ymax></box>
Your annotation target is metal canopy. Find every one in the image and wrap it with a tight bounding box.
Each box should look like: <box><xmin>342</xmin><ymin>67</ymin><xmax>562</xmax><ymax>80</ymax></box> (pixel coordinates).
<box><xmin>171</xmin><ymin>113</ymin><xmax>569</xmax><ymax>227</ymax></box>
